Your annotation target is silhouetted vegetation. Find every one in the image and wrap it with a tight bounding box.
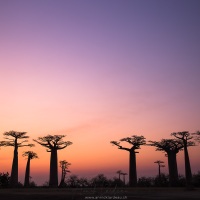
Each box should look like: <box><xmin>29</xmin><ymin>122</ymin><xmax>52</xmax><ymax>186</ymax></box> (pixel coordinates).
<box><xmin>0</xmin><ymin>131</ymin><xmax>34</xmax><ymax>187</ymax></box>
<box><xmin>0</xmin><ymin>130</ymin><xmax>199</xmax><ymax>190</ymax></box>
<box><xmin>148</xmin><ymin>139</ymin><xmax>184</xmax><ymax>186</ymax></box>
<box><xmin>33</xmin><ymin>135</ymin><xmax>72</xmax><ymax>187</ymax></box>
<box><xmin>59</xmin><ymin>160</ymin><xmax>71</xmax><ymax>187</ymax></box>
<box><xmin>111</xmin><ymin>135</ymin><xmax>146</xmax><ymax>187</ymax></box>
<box><xmin>0</xmin><ymin>172</ymin><xmax>10</xmax><ymax>188</ymax></box>
<box><xmin>171</xmin><ymin>131</ymin><xmax>195</xmax><ymax>187</ymax></box>
<box><xmin>23</xmin><ymin>151</ymin><xmax>38</xmax><ymax>187</ymax></box>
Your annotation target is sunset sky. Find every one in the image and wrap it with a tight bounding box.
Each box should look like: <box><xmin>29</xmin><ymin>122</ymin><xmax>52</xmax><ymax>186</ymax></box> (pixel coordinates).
<box><xmin>0</xmin><ymin>0</ymin><xmax>200</xmax><ymax>185</ymax></box>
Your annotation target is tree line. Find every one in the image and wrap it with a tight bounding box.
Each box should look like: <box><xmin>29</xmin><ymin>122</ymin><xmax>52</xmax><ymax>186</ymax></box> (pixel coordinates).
<box><xmin>0</xmin><ymin>131</ymin><xmax>72</xmax><ymax>188</ymax></box>
<box><xmin>0</xmin><ymin>130</ymin><xmax>199</xmax><ymax>188</ymax></box>
<box><xmin>111</xmin><ymin>131</ymin><xmax>200</xmax><ymax>188</ymax></box>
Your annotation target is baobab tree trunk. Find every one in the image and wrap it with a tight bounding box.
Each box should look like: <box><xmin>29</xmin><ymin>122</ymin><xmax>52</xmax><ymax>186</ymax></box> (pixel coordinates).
<box><xmin>24</xmin><ymin>156</ymin><xmax>31</xmax><ymax>187</ymax></box>
<box><xmin>167</xmin><ymin>152</ymin><xmax>178</xmax><ymax>186</ymax></box>
<box><xmin>184</xmin><ymin>142</ymin><xmax>192</xmax><ymax>187</ymax></box>
<box><xmin>59</xmin><ymin>168</ymin><xmax>65</xmax><ymax>187</ymax></box>
<box><xmin>49</xmin><ymin>148</ymin><xmax>58</xmax><ymax>187</ymax></box>
<box><xmin>10</xmin><ymin>145</ymin><xmax>18</xmax><ymax>187</ymax></box>
<box><xmin>129</xmin><ymin>149</ymin><xmax>137</xmax><ymax>187</ymax></box>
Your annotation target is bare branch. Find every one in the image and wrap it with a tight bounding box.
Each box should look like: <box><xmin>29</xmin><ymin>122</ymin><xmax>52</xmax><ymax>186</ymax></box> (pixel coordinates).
<box><xmin>19</xmin><ymin>143</ymin><xmax>35</xmax><ymax>148</ymax></box>
<box><xmin>110</xmin><ymin>141</ymin><xmax>121</xmax><ymax>147</ymax></box>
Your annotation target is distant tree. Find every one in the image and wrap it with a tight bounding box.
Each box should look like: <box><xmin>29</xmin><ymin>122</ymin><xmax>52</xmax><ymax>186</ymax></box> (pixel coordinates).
<box><xmin>116</xmin><ymin>170</ymin><xmax>122</xmax><ymax>181</ymax></box>
<box><xmin>1</xmin><ymin>131</ymin><xmax>34</xmax><ymax>187</ymax></box>
<box><xmin>192</xmin><ymin>171</ymin><xmax>200</xmax><ymax>187</ymax></box>
<box><xmin>78</xmin><ymin>177</ymin><xmax>90</xmax><ymax>188</ymax></box>
<box><xmin>42</xmin><ymin>181</ymin><xmax>49</xmax><ymax>187</ymax></box>
<box><xmin>91</xmin><ymin>174</ymin><xmax>109</xmax><ymax>187</ymax></box>
<box><xmin>149</xmin><ymin>139</ymin><xmax>184</xmax><ymax>186</ymax></box>
<box><xmin>23</xmin><ymin>151</ymin><xmax>38</xmax><ymax>187</ymax></box>
<box><xmin>111</xmin><ymin>135</ymin><xmax>146</xmax><ymax>186</ymax></box>
<box><xmin>67</xmin><ymin>175</ymin><xmax>79</xmax><ymax>188</ymax></box>
<box><xmin>154</xmin><ymin>160</ymin><xmax>165</xmax><ymax>182</ymax></box>
<box><xmin>121</xmin><ymin>172</ymin><xmax>128</xmax><ymax>185</ymax></box>
<box><xmin>137</xmin><ymin>176</ymin><xmax>153</xmax><ymax>187</ymax></box>
<box><xmin>193</xmin><ymin>131</ymin><xmax>200</xmax><ymax>143</ymax></box>
<box><xmin>29</xmin><ymin>180</ymin><xmax>37</xmax><ymax>187</ymax></box>
<box><xmin>33</xmin><ymin>135</ymin><xmax>72</xmax><ymax>187</ymax></box>
<box><xmin>171</xmin><ymin>131</ymin><xmax>195</xmax><ymax>187</ymax></box>
<box><xmin>154</xmin><ymin>173</ymin><xmax>169</xmax><ymax>187</ymax></box>
<box><xmin>59</xmin><ymin>160</ymin><xmax>71</xmax><ymax>187</ymax></box>
<box><xmin>0</xmin><ymin>172</ymin><xmax>10</xmax><ymax>188</ymax></box>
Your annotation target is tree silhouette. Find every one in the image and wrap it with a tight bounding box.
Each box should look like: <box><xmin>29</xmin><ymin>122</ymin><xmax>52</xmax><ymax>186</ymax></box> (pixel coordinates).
<box><xmin>111</xmin><ymin>135</ymin><xmax>146</xmax><ymax>186</ymax></box>
<box><xmin>23</xmin><ymin>151</ymin><xmax>38</xmax><ymax>187</ymax></box>
<box><xmin>193</xmin><ymin>131</ymin><xmax>200</xmax><ymax>143</ymax></box>
<box><xmin>171</xmin><ymin>131</ymin><xmax>195</xmax><ymax>187</ymax></box>
<box><xmin>59</xmin><ymin>160</ymin><xmax>71</xmax><ymax>187</ymax></box>
<box><xmin>154</xmin><ymin>160</ymin><xmax>165</xmax><ymax>185</ymax></box>
<box><xmin>1</xmin><ymin>131</ymin><xmax>34</xmax><ymax>187</ymax></box>
<box><xmin>116</xmin><ymin>170</ymin><xmax>122</xmax><ymax>181</ymax></box>
<box><xmin>33</xmin><ymin>135</ymin><xmax>72</xmax><ymax>187</ymax></box>
<box><xmin>149</xmin><ymin>139</ymin><xmax>184</xmax><ymax>186</ymax></box>
<box><xmin>121</xmin><ymin>172</ymin><xmax>127</xmax><ymax>185</ymax></box>
<box><xmin>154</xmin><ymin>160</ymin><xmax>165</xmax><ymax>178</ymax></box>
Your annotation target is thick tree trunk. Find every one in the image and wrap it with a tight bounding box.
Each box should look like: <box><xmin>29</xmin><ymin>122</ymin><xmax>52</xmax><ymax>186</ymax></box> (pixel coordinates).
<box><xmin>129</xmin><ymin>149</ymin><xmax>137</xmax><ymax>187</ymax></box>
<box><xmin>167</xmin><ymin>152</ymin><xmax>178</xmax><ymax>186</ymax></box>
<box><xmin>49</xmin><ymin>148</ymin><xmax>58</xmax><ymax>187</ymax></box>
<box><xmin>10</xmin><ymin>145</ymin><xmax>18</xmax><ymax>187</ymax></box>
<box><xmin>24</xmin><ymin>156</ymin><xmax>31</xmax><ymax>187</ymax></box>
<box><xmin>59</xmin><ymin>168</ymin><xmax>65</xmax><ymax>187</ymax></box>
<box><xmin>184</xmin><ymin>142</ymin><xmax>192</xmax><ymax>187</ymax></box>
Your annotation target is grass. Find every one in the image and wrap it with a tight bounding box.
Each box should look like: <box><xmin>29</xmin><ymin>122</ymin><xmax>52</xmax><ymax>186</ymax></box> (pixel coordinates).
<box><xmin>0</xmin><ymin>187</ymin><xmax>200</xmax><ymax>200</ymax></box>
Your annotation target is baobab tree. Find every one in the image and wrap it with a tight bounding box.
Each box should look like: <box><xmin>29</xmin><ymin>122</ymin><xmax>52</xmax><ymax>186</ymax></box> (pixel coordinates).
<box><xmin>171</xmin><ymin>131</ymin><xmax>195</xmax><ymax>187</ymax></box>
<box><xmin>23</xmin><ymin>151</ymin><xmax>38</xmax><ymax>187</ymax></box>
<box><xmin>154</xmin><ymin>160</ymin><xmax>165</xmax><ymax>185</ymax></box>
<box><xmin>1</xmin><ymin>131</ymin><xmax>34</xmax><ymax>187</ymax></box>
<box><xmin>154</xmin><ymin>160</ymin><xmax>165</xmax><ymax>179</ymax></box>
<box><xmin>111</xmin><ymin>135</ymin><xmax>146</xmax><ymax>186</ymax></box>
<box><xmin>121</xmin><ymin>172</ymin><xmax>127</xmax><ymax>185</ymax></box>
<box><xmin>193</xmin><ymin>131</ymin><xmax>200</xmax><ymax>142</ymax></box>
<box><xmin>33</xmin><ymin>135</ymin><xmax>72</xmax><ymax>187</ymax></box>
<box><xmin>59</xmin><ymin>160</ymin><xmax>71</xmax><ymax>187</ymax></box>
<box><xmin>149</xmin><ymin>139</ymin><xmax>184</xmax><ymax>186</ymax></box>
<box><xmin>116</xmin><ymin>170</ymin><xmax>122</xmax><ymax>181</ymax></box>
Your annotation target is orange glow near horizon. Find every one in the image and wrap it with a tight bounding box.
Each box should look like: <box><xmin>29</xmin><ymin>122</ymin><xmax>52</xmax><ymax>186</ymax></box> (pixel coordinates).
<box><xmin>0</xmin><ymin>127</ymin><xmax>199</xmax><ymax>185</ymax></box>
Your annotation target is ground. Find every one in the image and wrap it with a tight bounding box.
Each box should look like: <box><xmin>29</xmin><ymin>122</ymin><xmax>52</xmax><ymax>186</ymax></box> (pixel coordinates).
<box><xmin>0</xmin><ymin>187</ymin><xmax>199</xmax><ymax>200</ymax></box>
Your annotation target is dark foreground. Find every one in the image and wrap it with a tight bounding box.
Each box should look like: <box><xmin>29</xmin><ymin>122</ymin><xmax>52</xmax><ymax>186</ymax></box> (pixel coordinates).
<box><xmin>0</xmin><ymin>187</ymin><xmax>200</xmax><ymax>200</ymax></box>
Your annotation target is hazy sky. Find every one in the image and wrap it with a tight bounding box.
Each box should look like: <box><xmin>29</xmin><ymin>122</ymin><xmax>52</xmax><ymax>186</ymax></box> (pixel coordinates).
<box><xmin>0</xmin><ymin>0</ymin><xmax>200</xmax><ymax>185</ymax></box>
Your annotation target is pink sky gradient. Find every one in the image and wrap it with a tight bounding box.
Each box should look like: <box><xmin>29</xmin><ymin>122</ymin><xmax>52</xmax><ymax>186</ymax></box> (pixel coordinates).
<box><xmin>0</xmin><ymin>0</ymin><xmax>200</xmax><ymax>185</ymax></box>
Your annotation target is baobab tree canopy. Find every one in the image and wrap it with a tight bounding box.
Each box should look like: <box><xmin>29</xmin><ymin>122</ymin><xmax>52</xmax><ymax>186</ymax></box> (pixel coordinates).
<box><xmin>23</xmin><ymin>151</ymin><xmax>38</xmax><ymax>159</ymax></box>
<box><xmin>33</xmin><ymin>135</ymin><xmax>72</xmax><ymax>151</ymax></box>
<box><xmin>148</xmin><ymin>139</ymin><xmax>184</xmax><ymax>153</ymax></box>
<box><xmin>148</xmin><ymin>139</ymin><xmax>185</xmax><ymax>186</ymax></box>
<box><xmin>111</xmin><ymin>135</ymin><xmax>146</xmax><ymax>150</ymax></box>
<box><xmin>1</xmin><ymin>130</ymin><xmax>34</xmax><ymax>187</ymax></box>
<box><xmin>171</xmin><ymin>131</ymin><xmax>195</xmax><ymax>146</ymax></box>
<box><xmin>171</xmin><ymin>131</ymin><xmax>195</xmax><ymax>187</ymax></box>
<box><xmin>2</xmin><ymin>131</ymin><xmax>34</xmax><ymax>147</ymax></box>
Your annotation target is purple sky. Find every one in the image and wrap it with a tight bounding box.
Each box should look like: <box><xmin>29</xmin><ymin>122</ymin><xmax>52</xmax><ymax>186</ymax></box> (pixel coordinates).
<box><xmin>0</xmin><ymin>0</ymin><xmax>200</xmax><ymax>185</ymax></box>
